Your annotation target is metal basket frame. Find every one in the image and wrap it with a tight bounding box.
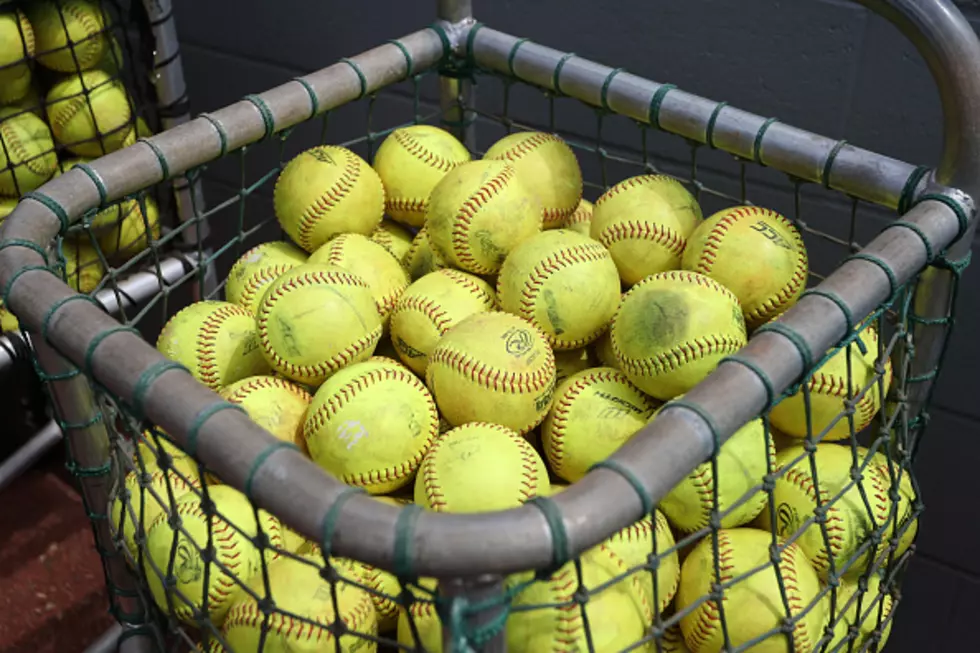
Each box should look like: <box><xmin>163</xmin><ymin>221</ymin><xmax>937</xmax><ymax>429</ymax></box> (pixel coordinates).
<box><xmin>0</xmin><ymin>0</ymin><xmax>977</xmax><ymax>650</ymax></box>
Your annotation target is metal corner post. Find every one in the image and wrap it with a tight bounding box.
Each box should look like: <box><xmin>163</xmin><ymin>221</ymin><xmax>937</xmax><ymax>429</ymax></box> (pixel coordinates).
<box><xmin>437</xmin><ymin>0</ymin><xmax>478</xmax><ymax>151</ymax></box>
<box><xmin>856</xmin><ymin>0</ymin><xmax>980</xmax><ymax>419</ymax></box>
<box><xmin>30</xmin><ymin>336</ymin><xmax>157</xmax><ymax>652</ymax></box>
<box><xmin>141</xmin><ymin>0</ymin><xmax>217</xmax><ymax>299</ymax></box>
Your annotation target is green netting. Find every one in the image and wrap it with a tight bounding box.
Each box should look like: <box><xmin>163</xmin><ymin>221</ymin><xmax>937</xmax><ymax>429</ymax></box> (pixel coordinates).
<box><xmin>14</xmin><ymin>22</ymin><xmax>966</xmax><ymax>653</ymax></box>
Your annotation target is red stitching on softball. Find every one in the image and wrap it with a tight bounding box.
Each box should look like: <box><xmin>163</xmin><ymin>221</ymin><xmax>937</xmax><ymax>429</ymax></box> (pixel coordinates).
<box><xmin>694</xmin><ymin>207</ymin><xmax>807</xmax><ymax>326</ymax></box>
<box><xmin>564</xmin><ymin>202</ymin><xmax>592</xmax><ymax>227</ymax></box>
<box><xmin>781</xmin><ymin>465</ymin><xmax>849</xmax><ymax>571</ymax></box>
<box><xmin>440</xmin><ymin>269</ymin><xmax>497</xmax><ymax>306</ymax></box>
<box><xmin>391</xmin><ymin>295</ymin><xmax>454</xmax><ymax>334</ymax></box>
<box><xmin>428</xmin><ymin>345</ymin><xmax>555</xmax><ymax>394</ymax></box>
<box><xmin>193</xmin><ymin>304</ymin><xmax>254</xmax><ymax>389</ymax></box>
<box><xmin>419</xmin><ymin>423</ymin><xmax>537</xmax><ymax>511</ymax></box>
<box><xmin>257</xmin><ymin>269</ymin><xmax>381</xmax><ymax>380</ymax></box>
<box><xmin>237</xmin><ymin>263</ymin><xmax>298</xmax><ymax>311</ymax></box>
<box><xmin>487</xmin><ymin>133</ymin><xmax>581</xmax><ymax>224</ymax></box>
<box><xmin>320</xmin><ymin>233</ymin><xmax>406</xmax><ymax>317</ymax></box>
<box><xmin>302</xmin><ymin>366</ymin><xmax>438</xmax><ymax>488</ymax></box>
<box><xmin>782</xmin><ymin>543</ymin><xmax>819</xmax><ymax>652</ymax></box>
<box><xmin>393</xmin><ymin>129</ymin><xmax>464</xmax><ymax>173</ymax></box>
<box><xmin>0</xmin><ymin>121</ymin><xmax>51</xmax><ymax>177</ymax></box>
<box><xmin>547</xmin><ymin>368</ymin><xmax>650</xmax><ymax>474</ymax></box>
<box><xmin>507</xmin><ymin>240</ymin><xmax>612</xmax><ymax>348</ymax></box>
<box><xmin>48</xmin><ymin>2</ymin><xmax>104</xmax><ymax>70</ymax></box>
<box><xmin>594</xmin><ymin>174</ymin><xmax>687</xmax><ymax>205</ymax></box>
<box><xmin>290</xmin><ymin>148</ymin><xmax>362</xmax><ymax>252</ymax></box>
<box><xmin>451</xmin><ymin>164</ymin><xmax>519</xmax><ymax>274</ymax></box>
<box><xmin>685</xmin><ymin>531</ymin><xmax>737</xmax><ymax>651</ymax></box>
<box><xmin>614</xmin><ymin>333</ymin><xmax>743</xmax><ymax>377</ymax></box>
<box><xmin>597</xmin><ymin>220</ymin><xmax>686</xmax><ymax>257</ymax></box>
<box><xmin>223</xmin><ymin>375</ymin><xmax>313</xmax><ymax>405</ymax></box>
<box><xmin>223</xmin><ymin>583</ymin><xmax>374</xmax><ymax>641</ymax></box>
<box><xmin>361</xmin><ymin>565</ymin><xmax>398</xmax><ymax>620</ymax></box>
<box><xmin>386</xmin><ymin>196</ymin><xmax>428</xmax><ymax>217</ymax></box>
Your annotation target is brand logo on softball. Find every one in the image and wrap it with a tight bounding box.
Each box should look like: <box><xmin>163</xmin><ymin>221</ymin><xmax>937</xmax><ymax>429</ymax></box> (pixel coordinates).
<box><xmin>775</xmin><ymin>502</ymin><xmax>800</xmax><ymax>537</ymax></box>
<box><xmin>502</xmin><ymin>327</ymin><xmax>533</xmax><ymax>357</ymax></box>
<box><xmin>308</xmin><ymin>148</ymin><xmax>337</xmax><ymax>165</ymax></box>
<box><xmin>174</xmin><ymin>540</ymin><xmax>203</xmax><ymax>584</ymax></box>
<box><xmin>749</xmin><ymin>220</ymin><xmax>793</xmax><ymax>250</ymax></box>
<box><xmin>395</xmin><ymin>336</ymin><xmax>425</xmax><ymax>359</ymax></box>
<box><xmin>336</xmin><ymin>421</ymin><xmax>367</xmax><ymax>450</ymax></box>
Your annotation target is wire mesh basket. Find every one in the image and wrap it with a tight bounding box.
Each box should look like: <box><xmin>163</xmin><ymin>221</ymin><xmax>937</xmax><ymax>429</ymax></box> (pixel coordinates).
<box><xmin>0</xmin><ymin>1</ymin><xmax>976</xmax><ymax>651</ymax></box>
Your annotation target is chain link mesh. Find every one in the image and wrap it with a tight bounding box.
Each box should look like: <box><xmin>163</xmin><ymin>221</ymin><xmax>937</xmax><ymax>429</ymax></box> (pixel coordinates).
<box><xmin>11</xmin><ymin>27</ymin><xmax>964</xmax><ymax>653</ymax></box>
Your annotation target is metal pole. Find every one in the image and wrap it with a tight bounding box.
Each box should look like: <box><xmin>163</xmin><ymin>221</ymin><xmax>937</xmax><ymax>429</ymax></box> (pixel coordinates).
<box><xmin>30</xmin><ymin>337</ymin><xmax>151</xmax><ymax>632</ymax></box>
<box><xmin>82</xmin><ymin>623</ymin><xmax>122</xmax><ymax>653</ymax></box>
<box><xmin>140</xmin><ymin>0</ymin><xmax>215</xmax><ymax>300</ymax></box>
<box><xmin>0</xmin><ymin>419</ymin><xmax>61</xmax><ymax>492</ymax></box>
<box><xmin>440</xmin><ymin>575</ymin><xmax>507</xmax><ymax>653</ymax></box>
<box><xmin>855</xmin><ymin>0</ymin><xmax>980</xmax><ymax>418</ymax></box>
<box><xmin>0</xmin><ymin>253</ymin><xmax>199</xmax><ymax>493</ymax></box>
<box><xmin>437</xmin><ymin>0</ymin><xmax>477</xmax><ymax>151</ymax></box>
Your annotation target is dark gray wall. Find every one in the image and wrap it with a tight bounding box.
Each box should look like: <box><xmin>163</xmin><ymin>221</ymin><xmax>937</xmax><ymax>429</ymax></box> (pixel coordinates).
<box><xmin>171</xmin><ymin>1</ymin><xmax>980</xmax><ymax>649</ymax></box>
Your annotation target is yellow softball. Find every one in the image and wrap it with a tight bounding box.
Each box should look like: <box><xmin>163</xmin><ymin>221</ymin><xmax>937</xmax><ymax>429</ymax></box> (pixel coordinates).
<box><xmin>143</xmin><ymin>485</ymin><xmax>285</xmax><ymax>625</ymax></box>
<box><xmin>256</xmin><ymin>264</ymin><xmax>382</xmax><ymax>386</ymax></box>
<box><xmin>0</xmin><ymin>298</ymin><xmax>19</xmax><ymax>333</ymax></box>
<box><xmin>46</xmin><ymin>70</ymin><xmax>132</xmax><ymax>156</ymax></box>
<box><xmin>388</xmin><ymin>268</ymin><xmax>496</xmax><ymax>375</ymax></box>
<box><xmin>562</xmin><ymin>198</ymin><xmax>594</xmax><ymax>236</ymax></box>
<box><xmin>135</xmin><ymin>429</ymin><xmax>189</xmax><ymax>466</ymax></box>
<box><xmin>0</xmin><ymin>10</ymin><xmax>34</xmax><ymax>104</ymax></box>
<box><xmin>769</xmin><ymin>326</ymin><xmax>890</xmax><ymax>441</ymax></box>
<box><xmin>404</xmin><ymin>225</ymin><xmax>448</xmax><ymax>280</ymax></box>
<box><xmin>590</xmin><ymin>328</ymin><xmax>619</xmax><ymax>370</ymax></box>
<box><xmin>62</xmin><ymin>237</ymin><xmax>105</xmax><ymax>293</ymax></box>
<box><xmin>361</xmin><ymin>562</ymin><xmax>401</xmax><ymax>632</ymax></box>
<box><xmin>425</xmin><ymin>160</ymin><xmax>542</xmax><ymax>275</ymax></box>
<box><xmin>372</xmin><ymin>124</ymin><xmax>471</xmax><ymax>227</ymax></box>
<box><xmin>156</xmin><ymin>300</ymin><xmax>270</xmax><ymax>390</ymax></box>
<box><xmin>761</xmin><ymin>444</ymin><xmax>893</xmax><ymax>579</ymax></box>
<box><xmin>552</xmin><ymin>347</ymin><xmax>593</xmax><ymax>384</ymax></box>
<box><xmin>369</xmin><ymin>218</ymin><xmax>414</xmax><ymax>264</ymax></box>
<box><xmin>27</xmin><ymin>0</ymin><xmax>107</xmax><ymax>72</ymax></box>
<box><xmin>426</xmin><ymin>312</ymin><xmax>557</xmax><ymax>433</ymax></box>
<box><xmin>0</xmin><ymin>107</ymin><xmax>58</xmax><ymax>196</ymax></box>
<box><xmin>660</xmin><ymin>414</ymin><xmax>774</xmax><ymax>532</ymax></box>
<box><xmin>221</xmin><ymin>553</ymin><xmax>377</xmax><ymax>653</ymax></box>
<box><xmin>506</xmin><ymin>545</ymin><xmax>653</xmax><ymax>653</ymax></box>
<box><xmin>219</xmin><ymin>375</ymin><xmax>313</xmax><ymax>448</ymax></box>
<box><xmin>869</xmin><ymin>450</ymin><xmax>917</xmax><ymax>559</ymax></box>
<box><xmin>610</xmin><ymin>270</ymin><xmax>747</xmax><ymax>400</ymax></box>
<box><xmin>304</xmin><ymin>359</ymin><xmax>439</xmax><ymax>494</ymax></box>
<box><xmin>225</xmin><ymin>240</ymin><xmax>308</xmax><ymax>314</ymax></box>
<box><xmin>541</xmin><ymin>367</ymin><xmax>656</xmax><ymax>482</ymax></box>
<box><xmin>683</xmin><ymin>206</ymin><xmax>808</xmax><ymax>328</ymax></box>
<box><xmin>497</xmin><ymin>229</ymin><xmax>621</xmax><ymax>349</ymax></box>
<box><xmin>396</xmin><ymin>578</ymin><xmax>442</xmax><ymax>652</ymax></box>
<box><xmin>591</xmin><ymin>175</ymin><xmax>702</xmax><ymax>286</ymax></box>
<box><xmin>415</xmin><ymin>422</ymin><xmax>549</xmax><ymax>512</ymax></box>
<box><xmin>484</xmin><ymin>131</ymin><xmax>583</xmax><ymax>229</ymax></box>
<box><xmin>827</xmin><ymin>571</ymin><xmax>893</xmax><ymax>651</ymax></box>
<box><xmin>110</xmin><ymin>456</ymin><xmax>205</xmax><ymax>560</ymax></box>
<box><xmin>273</xmin><ymin>145</ymin><xmax>385</xmax><ymax>253</ymax></box>
<box><xmin>601</xmin><ymin>510</ymin><xmax>680</xmax><ymax>614</ymax></box>
<box><xmin>97</xmin><ymin>195</ymin><xmax>160</xmax><ymax>262</ymax></box>
<box><xmin>309</xmin><ymin>232</ymin><xmax>410</xmax><ymax>325</ymax></box>
<box><xmin>677</xmin><ymin>527</ymin><xmax>826</xmax><ymax>653</ymax></box>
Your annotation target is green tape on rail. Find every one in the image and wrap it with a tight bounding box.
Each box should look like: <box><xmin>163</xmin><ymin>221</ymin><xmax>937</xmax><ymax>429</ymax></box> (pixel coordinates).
<box><xmin>897</xmin><ymin>165</ymin><xmax>931</xmax><ymax>214</ymax></box>
<box><xmin>847</xmin><ymin>252</ymin><xmax>898</xmax><ymax>302</ymax></box>
<box><xmin>242</xmin><ymin>94</ymin><xmax>276</xmax><ymax>139</ymax></box>
<box><xmin>0</xmin><ymin>239</ymin><xmax>49</xmax><ymax>264</ymax></box>
<box><xmin>552</xmin><ymin>52</ymin><xmax>575</xmax><ymax>95</ymax></box>
<box><xmin>186</xmin><ymin>401</ymin><xmax>247</xmax><ymax>457</ymax></box>
<box><xmin>338</xmin><ymin>59</ymin><xmax>367</xmax><ymax>98</ymax></box>
<box><xmin>131</xmin><ymin>359</ymin><xmax>190</xmax><ymax>420</ymax></box>
<box><xmin>1</xmin><ymin>265</ymin><xmax>52</xmax><ymax>307</ymax></box>
<box><xmin>914</xmin><ymin>192</ymin><xmax>972</xmax><ymax>241</ymax></box>
<box><xmin>799</xmin><ymin>288</ymin><xmax>855</xmax><ymax>333</ymax></box>
<box><xmin>507</xmin><ymin>38</ymin><xmax>529</xmax><ymax>77</ymax></box>
<box><xmin>394</xmin><ymin>504</ymin><xmax>424</xmax><ymax>579</ymax></box>
<box><xmin>589</xmin><ymin>459</ymin><xmax>652</xmax><ymax>515</ymax></box>
<box><xmin>21</xmin><ymin>191</ymin><xmax>70</xmax><ymax>234</ymax></box>
<box><xmin>199</xmin><ymin>113</ymin><xmax>228</xmax><ymax>158</ymax></box>
<box><xmin>463</xmin><ymin>22</ymin><xmax>485</xmax><ymax>69</ymax></box>
<box><xmin>647</xmin><ymin>84</ymin><xmax>676</xmax><ymax>130</ymax></box>
<box><xmin>719</xmin><ymin>354</ymin><xmax>776</xmax><ymax>410</ymax></box>
<box><xmin>71</xmin><ymin>163</ymin><xmax>107</xmax><ymax>207</ymax></box>
<box><xmin>705</xmin><ymin>101</ymin><xmax>728</xmax><ymax>149</ymax></box>
<box><xmin>821</xmin><ymin>140</ymin><xmax>848</xmax><ymax>188</ymax></box>
<box><xmin>665</xmin><ymin>398</ymin><xmax>723</xmax><ymax>455</ymax></box>
<box><xmin>319</xmin><ymin>485</ymin><xmax>366</xmax><ymax>559</ymax></box>
<box><xmin>244</xmin><ymin>441</ymin><xmax>300</xmax><ymax>499</ymax></box>
<box><xmin>386</xmin><ymin>39</ymin><xmax>415</xmax><ymax>78</ymax></box>
<box><xmin>599</xmin><ymin>67</ymin><xmax>624</xmax><ymax>112</ymax></box>
<box><xmin>752</xmin><ymin>117</ymin><xmax>780</xmax><ymax>164</ymax></box>
<box><xmin>754</xmin><ymin>321</ymin><xmax>814</xmax><ymax>376</ymax></box>
<box><xmin>41</xmin><ymin>294</ymin><xmax>101</xmax><ymax>344</ymax></box>
<box><xmin>83</xmin><ymin>326</ymin><xmax>141</xmax><ymax>378</ymax></box>
<box><xmin>137</xmin><ymin>137</ymin><xmax>170</xmax><ymax>180</ymax></box>
<box><xmin>291</xmin><ymin>78</ymin><xmax>319</xmax><ymax>119</ymax></box>
<box><xmin>879</xmin><ymin>221</ymin><xmax>935</xmax><ymax>264</ymax></box>
<box><xmin>527</xmin><ymin>496</ymin><xmax>570</xmax><ymax>574</ymax></box>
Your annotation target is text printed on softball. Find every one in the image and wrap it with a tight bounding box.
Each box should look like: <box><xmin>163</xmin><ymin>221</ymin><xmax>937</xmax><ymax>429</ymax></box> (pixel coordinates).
<box><xmin>337</xmin><ymin>420</ymin><xmax>368</xmax><ymax>449</ymax></box>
